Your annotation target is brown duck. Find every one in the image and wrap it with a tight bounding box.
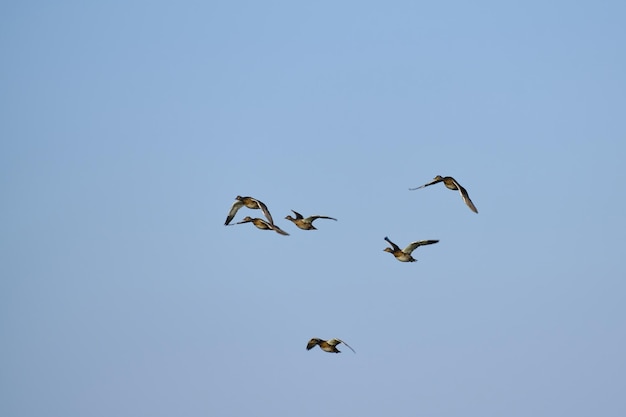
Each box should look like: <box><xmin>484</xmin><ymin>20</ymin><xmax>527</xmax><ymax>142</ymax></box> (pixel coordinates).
<box><xmin>224</xmin><ymin>195</ymin><xmax>274</xmax><ymax>225</ymax></box>
<box><xmin>306</xmin><ymin>338</ymin><xmax>355</xmax><ymax>354</ymax></box>
<box><xmin>383</xmin><ymin>236</ymin><xmax>439</xmax><ymax>262</ymax></box>
<box><xmin>284</xmin><ymin>210</ymin><xmax>337</xmax><ymax>230</ymax></box>
<box><xmin>235</xmin><ymin>216</ymin><xmax>289</xmax><ymax>236</ymax></box>
<box><xmin>409</xmin><ymin>175</ymin><xmax>478</xmax><ymax>213</ymax></box>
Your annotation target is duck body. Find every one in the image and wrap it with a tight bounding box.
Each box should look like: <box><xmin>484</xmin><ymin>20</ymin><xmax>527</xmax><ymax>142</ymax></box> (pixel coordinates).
<box><xmin>306</xmin><ymin>338</ymin><xmax>355</xmax><ymax>353</ymax></box>
<box><xmin>225</xmin><ymin>195</ymin><xmax>274</xmax><ymax>225</ymax></box>
<box><xmin>383</xmin><ymin>236</ymin><xmax>439</xmax><ymax>262</ymax></box>
<box><xmin>410</xmin><ymin>175</ymin><xmax>478</xmax><ymax>213</ymax></box>
<box><xmin>385</xmin><ymin>250</ymin><xmax>418</xmax><ymax>263</ymax></box>
<box><xmin>236</xmin><ymin>216</ymin><xmax>289</xmax><ymax>236</ymax></box>
<box><xmin>284</xmin><ymin>210</ymin><xmax>337</xmax><ymax>230</ymax></box>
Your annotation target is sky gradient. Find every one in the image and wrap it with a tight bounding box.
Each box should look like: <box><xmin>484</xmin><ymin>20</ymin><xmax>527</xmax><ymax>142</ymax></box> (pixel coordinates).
<box><xmin>2</xmin><ymin>1</ymin><xmax>626</xmax><ymax>416</ymax></box>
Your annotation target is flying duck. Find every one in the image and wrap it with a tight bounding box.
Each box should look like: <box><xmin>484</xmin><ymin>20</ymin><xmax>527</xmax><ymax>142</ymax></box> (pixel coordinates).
<box><xmin>383</xmin><ymin>236</ymin><xmax>439</xmax><ymax>262</ymax></box>
<box><xmin>284</xmin><ymin>210</ymin><xmax>337</xmax><ymax>230</ymax></box>
<box><xmin>409</xmin><ymin>175</ymin><xmax>478</xmax><ymax>213</ymax></box>
<box><xmin>235</xmin><ymin>216</ymin><xmax>289</xmax><ymax>236</ymax></box>
<box><xmin>306</xmin><ymin>338</ymin><xmax>356</xmax><ymax>354</ymax></box>
<box><xmin>225</xmin><ymin>195</ymin><xmax>274</xmax><ymax>225</ymax></box>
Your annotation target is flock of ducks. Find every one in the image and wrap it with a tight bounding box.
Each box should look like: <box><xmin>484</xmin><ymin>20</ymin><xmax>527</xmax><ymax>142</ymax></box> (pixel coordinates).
<box><xmin>225</xmin><ymin>176</ymin><xmax>478</xmax><ymax>354</ymax></box>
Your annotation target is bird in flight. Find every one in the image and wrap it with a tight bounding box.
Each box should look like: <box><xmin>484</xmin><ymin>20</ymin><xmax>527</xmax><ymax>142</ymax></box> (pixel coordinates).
<box><xmin>284</xmin><ymin>210</ymin><xmax>337</xmax><ymax>230</ymax></box>
<box><xmin>224</xmin><ymin>195</ymin><xmax>274</xmax><ymax>225</ymax></box>
<box><xmin>410</xmin><ymin>175</ymin><xmax>478</xmax><ymax>213</ymax></box>
<box><xmin>306</xmin><ymin>338</ymin><xmax>356</xmax><ymax>354</ymax></box>
<box><xmin>383</xmin><ymin>236</ymin><xmax>439</xmax><ymax>262</ymax></box>
<box><xmin>234</xmin><ymin>216</ymin><xmax>289</xmax><ymax>236</ymax></box>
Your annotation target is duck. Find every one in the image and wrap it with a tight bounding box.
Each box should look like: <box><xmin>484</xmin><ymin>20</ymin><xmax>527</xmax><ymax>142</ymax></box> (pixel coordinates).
<box><xmin>383</xmin><ymin>236</ymin><xmax>439</xmax><ymax>262</ymax></box>
<box><xmin>409</xmin><ymin>175</ymin><xmax>478</xmax><ymax>213</ymax></box>
<box><xmin>284</xmin><ymin>210</ymin><xmax>337</xmax><ymax>230</ymax></box>
<box><xmin>235</xmin><ymin>216</ymin><xmax>289</xmax><ymax>236</ymax></box>
<box><xmin>224</xmin><ymin>195</ymin><xmax>274</xmax><ymax>225</ymax></box>
<box><xmin>306</xmin><ymin>338</ymin><xmax>356</xmax><ymax>354</ymax></box>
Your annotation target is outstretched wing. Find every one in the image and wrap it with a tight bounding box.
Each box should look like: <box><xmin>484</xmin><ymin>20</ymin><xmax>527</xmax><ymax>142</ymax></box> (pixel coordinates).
<box><xmin>329</xmin><ymin>338</ymin><xmax>356</xmax><ymax>353</ymax></box>
<box><xmin>306</xmin><ymin>338</ymin><xmax>321</xmax><ymax>350</ymax></box>
<box><xmin>404</xmin><ymin>240</ymin><xmax>439</xmax><ymax>254</ymax></box>
<box><xmin>290</xmin><ymin>210</ymin><xmax>304</xmax><ymax>220</ymax></box>
<box><xmin>409</xmin><ymin>176</ymin><xmax>443</xmax><ymax>191</ymax></box>
<box><xmin>308</xmin><ymin>215</ymin><xmax>337</xmax><ymax>222</ymax></box>
<box><xmin>384</xmin><ymin>236</ymin><xmax>401</xmax><ymax>252</ymax></box>
<box><xmin>450</xmin><ymin>179</ymin><xmax>478</xmax><ymax>213</ymax></box>
<box><xmin>251</xmin><ymin>198</ymin><xmax>275</xmax><ymax>224</ymax></box>
<box><xmin>224</xmin><ymin>200</ymin><xmax>244</xmax><ymax>225</ymax></box>
<box><xmin>270</xmin><ymin>223</ymin><xmax>290</xmax><ymax>236</ymax></box>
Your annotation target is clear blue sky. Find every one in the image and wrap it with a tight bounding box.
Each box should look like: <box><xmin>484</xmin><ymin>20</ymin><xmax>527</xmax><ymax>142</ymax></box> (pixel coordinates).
<box><xmin>2</xmin><ymin>1</ymin><xmax>625</xmax><ymax>416</ymax></box>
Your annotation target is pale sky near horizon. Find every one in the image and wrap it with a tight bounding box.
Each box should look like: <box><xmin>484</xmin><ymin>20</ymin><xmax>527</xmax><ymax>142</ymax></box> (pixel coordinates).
<box><xmin>2</xmin><ymin>1</ymin><xmax>626</xmax><ymax>416</ymax></box>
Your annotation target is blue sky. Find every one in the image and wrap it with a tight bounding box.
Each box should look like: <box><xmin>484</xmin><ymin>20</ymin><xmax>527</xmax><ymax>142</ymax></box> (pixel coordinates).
<box><xmin>2</xmin><ymin>1</ymin><xmax>625</xmax><ymax>416</ymax></box>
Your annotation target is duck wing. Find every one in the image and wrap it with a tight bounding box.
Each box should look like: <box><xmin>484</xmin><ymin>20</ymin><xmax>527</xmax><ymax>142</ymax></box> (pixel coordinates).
<box><xmin>224</xmin><ymin>200</ymin><xmax>244</xmax><ymax>225</ymax></box>
<box><xmin>384</xmin><ymin>236</ymin><xmax>401</xmax><ymax>252</ymax></box>
<box><xmin>270</xmin><ymin>223</ymin><xmax>290</xmax><ymax>236</ymax></box>
<box><xmin>404</xmin><ymin>240</ymin><xmax>439</xmax><ymax>254</ymax></box>
<box><xmin>307</xmin><ymin>215</ymin><xmax>337</xmax><ymax>222</ymax></box>
<box><xmin>329</xmin><ymin>338</ymin><xmax>356</xmax><ymax>353</ymax></box>
<box><xmin>306</xmin><ymin>338</ymin><xmax>321</xmax><ymax>350</ymax></box>
<box><xmin>450</xmin><ymin>178</ymin><xmax>478</xmax><ymax>213</ymax></box>
<box><xmin>251</xmin><ymin>198</ymin><xmax>274</xmax><ymax>224</ymax></box>
<box><xmin>409</xmin><ymin>177</ymin><xmax>443</xmax><ymax>190</ymax></box>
